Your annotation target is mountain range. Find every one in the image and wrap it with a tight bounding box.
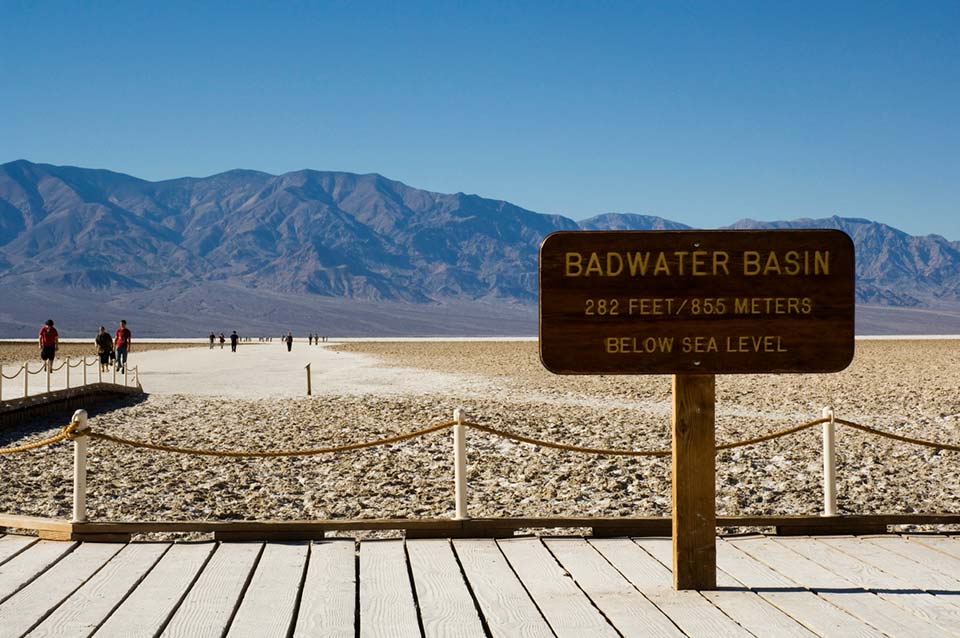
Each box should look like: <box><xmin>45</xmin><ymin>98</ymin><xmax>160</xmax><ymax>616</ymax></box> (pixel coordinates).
<box><xmin>1</xmin><ymin>159</ymin><xmax>959</xmax><ymax>336</ymax></box>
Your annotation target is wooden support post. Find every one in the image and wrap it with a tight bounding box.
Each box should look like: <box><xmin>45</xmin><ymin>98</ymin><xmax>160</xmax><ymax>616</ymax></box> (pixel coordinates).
<box><xmin>822</xmin><ymin>406</ymin><xmax>837</xmax><ymax>516</ymax></box>
<box><xmin>453</xmin><ymin>408</ymin><xmax>469</xmax><ymax>519</ymax></box>
<box><xmin>672</xmin><ymin>374</ymin><xmax>716</xmax><ymax>590</ymax></box>
<box><xmin>305</xmin><ymin>363</ymin><xmax>312</xmax><ymax>396</ymax></box>
<box><xmin>72</xmin><ymin>410</ymin><xmax>89</xmax><ymax>523</ymax></box>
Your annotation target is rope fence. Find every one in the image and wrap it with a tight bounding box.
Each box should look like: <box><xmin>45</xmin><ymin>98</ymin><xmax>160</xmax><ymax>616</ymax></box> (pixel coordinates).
<box><xmin>0</xmin><ymin>408</ymin><xmax>956</xmax><ymax>525</ymax></box>
<box><xmin>0</xmin><ymin>357</ymin><xmax>139</xmax><ymax>401</ymax></box>
<box><xmin>2</xmin><ymin>413</ymin><xmax>958</xmax><ymax>458</ymax></box>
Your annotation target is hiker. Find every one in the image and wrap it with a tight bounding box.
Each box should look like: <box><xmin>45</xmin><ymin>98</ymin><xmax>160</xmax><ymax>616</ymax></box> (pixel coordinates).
<box><xmin>115</xmin><ymin>320</ymin><xmax>132</xmax><ymax>373</ymax></box>
<box><xmin>219</xmin><ymin>333</ymin><xmax>225</xmax><ymax>349</ymax></box>
<box><xmin>38</xmin><ymin>319</ymin><xmax>59</xmax><ymax>373</ymax></box>
<box><xmin>95</xmin><ymin>326</ymin><xmax>113</xmax><ymax>372</ymax></box>
<box><xmin>230</xmin><ymin>330</ymin><xmax>239</xmax><ymax>352</ymax></box>
<box><xmin>284</xmin><ymin>331</ymin><xmax>294</xmax><ymax>352</ymax></box>
<box><xmin>209</xmin><ymin>332</ymin><xmax>215</xmax><ymax>349</ymax></box>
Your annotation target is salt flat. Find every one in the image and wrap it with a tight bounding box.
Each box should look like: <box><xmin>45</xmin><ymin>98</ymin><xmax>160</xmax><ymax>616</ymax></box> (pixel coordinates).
<box><xmin>122</xmin><ymin>342</ymin><xmax>490</xmax><ymax>398</ymax></box>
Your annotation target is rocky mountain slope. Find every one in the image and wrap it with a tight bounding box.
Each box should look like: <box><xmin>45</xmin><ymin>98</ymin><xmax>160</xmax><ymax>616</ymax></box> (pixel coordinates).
<box><xmin>1</xmin><ymin>160</ymin><xmax>958</xmax><ymax>335</ymax></box>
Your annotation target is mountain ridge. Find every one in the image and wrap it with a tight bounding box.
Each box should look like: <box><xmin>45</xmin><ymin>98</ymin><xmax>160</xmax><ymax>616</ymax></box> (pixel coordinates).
<box><xmin>1</xmin><ymin>160</ymin><xmax>959</xmax><ymax>335</ymax></box>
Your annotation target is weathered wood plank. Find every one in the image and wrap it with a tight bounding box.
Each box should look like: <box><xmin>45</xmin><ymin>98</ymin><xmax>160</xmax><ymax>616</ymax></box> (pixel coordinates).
<box><xmin>358</xmin><ymin>540</ymin><xmax>420</xmax><ymax>638</ymax></box>
<box><xmin>0</xmin><ymin>543</ymin><xmax>123</xmax><ymax>638</ymax></box>
<box><xmin>867</xmin><ymin>536</ymin><xmax>960</xmax><ymax>584</ymax></box>
<box><xmin>406</xmin><ymin>539</ymin><xmax>485</xmax><ymax>637</ymax></box>
<box><xmin>672</xmin><ymin>373</ymin><xmax>717</xmax><ymax>590</ymax></box>
<box><xmin>820</xmin><ymin>537</ymin><xmax>960</xmax><ymax>600</ymax></box>
<box><xmin>589</xmin><ymin>538</ymin><xmax>752</xmax><ymax>637</ymax></box>
<box><xmin>775</xmin><ymin>536</ymin><xmax>960</xmax><ymax>637</ymax></box>
<box><xmin>498</xmin><ymin>537</ymin><xmax>618</xmax><ymax>638</ymax></box>
<box><xmin>637</xmin><ymin>537</ymin><xmax>816</xmax><ymax>637</ymax></box>
<box><xmin>0</xmin><ymin>541</ymin><xmax>76</xmax><ymax>605</ymax></box>
<box><xmin>717</xmin><ymin>538</ymin><xmax>885</xmax><ymax>637</ymax></box>
<box><xmin>544</xmin><ymin>538</ymin><xmax>684</xmax><ymax>637</ymax></box>
<box><xmin>732</xmin><ymin>536</ymin><xmax>955</xmax><ymax>638</ymax></box>
<box><xmin>293</xmin><ymin>539</ymin><xmax>356</xmax><ymax>638</ymax></box>
<box><xmin>452</xmin><ymin>539</ymin><xmax>552</xmax><ymax>638</ymax></box>
<box><xmin>226</xmin><ymin>542</ymin><xmax>309</xmax><ymax>638</ymax></box>
<box><xmin>910</xmin><ymin>534</ymin><xmax>960</xmax><ymax>560</ymax></box>
<box><xmin>94</xmin><ymin>542</ymin><xmax>216</xmax><ymax>638</ymax></box>
<box><xmin>161</xmin><ymin>542</ymin><xmax>262</xmax><ymax>638</ymax></box>
<box><xmin>28</xmin><ymin>543</ymin><xmax>169</xmax><ymax>638</ymax></box>
<box><xmin>0</xmin><ymin>535</ymin><xmax>37</xmax><ymax>566</ymax></box>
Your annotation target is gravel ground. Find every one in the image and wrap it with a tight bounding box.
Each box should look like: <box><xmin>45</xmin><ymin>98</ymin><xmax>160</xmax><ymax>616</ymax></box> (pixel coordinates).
<box><xmin>1</xmin><ymin>339</ymin><xmax>957</xmax><ymax>538</ymax></box>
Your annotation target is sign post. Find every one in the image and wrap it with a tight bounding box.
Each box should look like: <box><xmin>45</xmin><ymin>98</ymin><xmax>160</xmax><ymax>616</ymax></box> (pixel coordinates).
<box><xmin>539</xmin><ymin>230</ymin><xmax>855</xmax><ymax>590</ymax></box>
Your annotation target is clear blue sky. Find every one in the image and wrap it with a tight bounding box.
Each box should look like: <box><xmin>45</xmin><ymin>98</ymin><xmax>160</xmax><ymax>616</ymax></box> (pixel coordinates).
<box><xmin>2</xmin><ymin>1</ymin><xmax>957</xmax><ymax>239</ymax></box>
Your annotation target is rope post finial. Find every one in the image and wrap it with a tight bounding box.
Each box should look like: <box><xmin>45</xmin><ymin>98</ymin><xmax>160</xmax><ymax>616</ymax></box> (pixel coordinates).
<box><xmin>71</xmin><ymin>409</ymin><xmax>89</xmax><ymax>523</ymax></box>
<box><xmin>453</xmin><ymin>408</ymin><xmax>469</xmax><ymax>520</ymax></box>
<box><xmin>822</xmin><ymin>406</ymin><xmax>837</xmax><ymax>517</ymax></box>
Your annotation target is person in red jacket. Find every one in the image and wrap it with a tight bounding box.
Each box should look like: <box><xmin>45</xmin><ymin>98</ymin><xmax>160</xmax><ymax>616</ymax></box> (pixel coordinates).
<box><xmin>38</xmin><ymin>319</ymin><xmax>59</xmax><ymax>373</ymax></box>
<box><xmin>114</xmin><ymin>320</ymin><xmax>132</xmax><ymax>373</ymax></box>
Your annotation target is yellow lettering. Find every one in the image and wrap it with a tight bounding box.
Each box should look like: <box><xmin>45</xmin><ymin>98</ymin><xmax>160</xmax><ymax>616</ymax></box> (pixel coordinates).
<box><xmin>713</xmin><ymin>251</ymin><xmax>730</xmax><ymax>275</ymax></box>
<box><xmin>585</xmin><ymin>252</ymin><xmax>603</xmax><ymax>276</ymax></box>
<box><xmin>626</xmin><ymin>252</ymin><xmax>651</xmax><ymax>276</ymax></box>
<box><xmin>815</xmin><ymin>250</ymin><xmax>830</xmax><ymax>275</ymax></box>
<box><xmin>654</xmin><ymin>252</ymin><xmax>670</xmax><ymax>275</ymax></box>
<box><xmin>743</xmin><ymin>251</ymin><xmax>761</xmax><ymax>275</ymax></box>
<box><xmin>763</xmin><ymin>252</ymin><xmax>782</xmax><ymax>275</ymax></box>
<box><xmin>565</xmin><ymin>252</ymin><xmax>583</xmax><ymax>277</ymax></box>
<box><xmin>674</xmin><ymin>251</ymin><xmax>688</xmax><ymax>275</ymax></box>
<box><xmin>606</xmin><ymin>252</ymin><xmax>623</xmax><ymax>277</ymax></box>
<box><xmin>690</xmin><ymin>250</ymin><xmax>708</xmax><ymax>275</ymax></box>
<box><xmin>783</xmin><ymin>250</ymin><xmax>800</xmax><ymax>275</ymax></box>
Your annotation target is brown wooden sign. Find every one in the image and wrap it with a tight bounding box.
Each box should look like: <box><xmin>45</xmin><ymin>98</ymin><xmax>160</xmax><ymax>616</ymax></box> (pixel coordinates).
<box><xmin>540</xmin><ymin>230</ymin><xmax>855</xmax><ymax>374</ymax></box>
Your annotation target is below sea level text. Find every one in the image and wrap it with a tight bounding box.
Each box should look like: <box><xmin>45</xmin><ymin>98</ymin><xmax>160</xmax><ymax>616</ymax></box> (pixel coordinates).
<box><xmin>605</xmin><ymin>335</ymin><xmax>788</xmax><ymax>354</ymax></box>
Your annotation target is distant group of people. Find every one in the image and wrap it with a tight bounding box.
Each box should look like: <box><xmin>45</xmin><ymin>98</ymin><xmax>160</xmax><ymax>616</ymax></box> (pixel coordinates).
<box><xmin>204</xmin><ymin>331</ymin><xmax>328</xmax><ymax>353</ymax></box>
<box><xmin>209</xmin><ymin>331</ymin><xmax>241</xmax><ymax>352</ymax></box>
<box><xmin>38</xmin><ymin>319</ymin><xmax>132</xmax><ymax>373</ymax></box>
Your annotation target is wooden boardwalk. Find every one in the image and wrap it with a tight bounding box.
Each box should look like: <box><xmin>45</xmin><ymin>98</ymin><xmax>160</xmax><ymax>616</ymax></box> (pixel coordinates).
<box><xmin>0</xmin><ymin>534</ymin><xmax>958</xmax><ymax>637</ymax></box>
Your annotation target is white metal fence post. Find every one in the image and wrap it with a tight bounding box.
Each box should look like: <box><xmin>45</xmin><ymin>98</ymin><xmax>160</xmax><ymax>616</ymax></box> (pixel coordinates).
<box><xmin>83</xmin><ymin>357</ymin><xmax>87</xmax><ymax>386</ymax></box>
<box><xmin>112</xmin><ymin>364</ymin><xmax>116</xmax><ymax>385</ymax></box>
<box><xmin>822</xmin><ymin>406</ymin><xmax>837</xmax><ymax>516</ymax></box>
<box><xmin>453</xmin><ymin>408</ymin><xmax>469</xmax><ymax>520</ymax></box>
<box><xmin>0</xmin><ymin>363</ymin><xmax>3</xmax><ymax>401</ymax></box>
<box><xmin>66</xmin><ymin>357</ymin><xmax>71</xmax><ymax>389</ymax></box>
<box><xmin>46</xmin><ymin>365</ymin><xmax>51</xmax><ymax>392</ymax></box>
<box><xmin>72</xmin><ymin>409</ymin><xmax>89</xmax><ymax>523</ymax></box>
<box><xmin>24</xmin><ymin>364</ymin><xmax>29</xmax><ymax>397</ymax></box>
